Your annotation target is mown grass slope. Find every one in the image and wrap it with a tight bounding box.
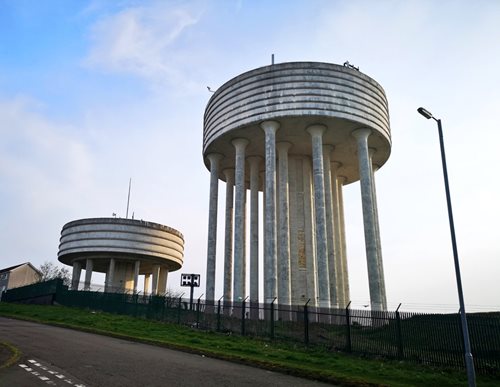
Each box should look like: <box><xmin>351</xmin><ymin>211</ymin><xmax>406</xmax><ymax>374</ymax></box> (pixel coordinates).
<box><xmin>0</xmin><ymin>303</ymin><xmax>497</xmax><ymax>387</ymax></box>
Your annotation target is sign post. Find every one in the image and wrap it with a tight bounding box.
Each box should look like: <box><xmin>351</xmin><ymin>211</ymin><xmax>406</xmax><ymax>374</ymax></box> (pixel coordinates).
<box><xmin>180</xmin><ymin>273</ymin><xmax>200</xmax><ymax>310</ymax></box>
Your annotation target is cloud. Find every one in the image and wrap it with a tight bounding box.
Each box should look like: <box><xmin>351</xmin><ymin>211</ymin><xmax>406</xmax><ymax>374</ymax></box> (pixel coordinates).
<box><xmin>0</xmin><ymin>97</ymin><xmax>94</xmax><ymax>214</ymax></box>
<box><xmin>0</xmin><ymin>96</ymin><xmax>100</xmax><ymax>264</ymax></box>
<box><xmin>84</xmin><ymin>2</ymin><xmax>203</xmax><ymax>88</ymax></box>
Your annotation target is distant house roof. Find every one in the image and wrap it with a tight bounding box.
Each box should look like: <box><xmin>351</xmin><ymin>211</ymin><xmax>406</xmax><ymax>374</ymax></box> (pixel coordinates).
<box><xmin>0</xmin><ymin>262</ymin><xmax>42</xmax><ymax>276</ymax></box>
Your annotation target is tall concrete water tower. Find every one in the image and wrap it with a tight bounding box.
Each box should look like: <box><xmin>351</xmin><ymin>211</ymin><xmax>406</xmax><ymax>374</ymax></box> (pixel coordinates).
<box><xmin>58</xmin><ymin>218</ymin><xmax>184</xmax><ymax>295</ymax></box>
<box><xmin>203</xmin><ymin>61</ymin><xmax>390</xmax><ymax>311</ymax></box>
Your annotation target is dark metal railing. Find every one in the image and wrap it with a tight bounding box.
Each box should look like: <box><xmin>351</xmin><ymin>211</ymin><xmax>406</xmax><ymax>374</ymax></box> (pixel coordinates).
<box><xmin>3</xmin><ymin>280</ymin><xmax>499</xmax><ymax>375</ymax></box>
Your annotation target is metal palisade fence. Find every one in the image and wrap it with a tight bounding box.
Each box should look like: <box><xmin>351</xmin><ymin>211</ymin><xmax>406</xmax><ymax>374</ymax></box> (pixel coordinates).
<box><xmin>2</xmin><ymin>279</ymin><xmax>499</xmax><ymax>375</ymax></box>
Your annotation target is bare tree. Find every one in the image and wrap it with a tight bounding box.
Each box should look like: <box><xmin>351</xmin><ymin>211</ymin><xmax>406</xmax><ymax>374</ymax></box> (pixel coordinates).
<box><xmin>38</xmin><ymin>261</ymin><xmax>71</xmax><ymax>287</ymax></box>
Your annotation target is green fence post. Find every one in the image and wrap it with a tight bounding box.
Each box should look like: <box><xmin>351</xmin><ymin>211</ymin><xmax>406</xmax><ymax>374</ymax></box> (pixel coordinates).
<box><xmin>55</xmin><ymin>278</ymin><xmax>66</xmax><ymax>304</ymax></box>
<box><xmin>304</xmin><ymin>299</ymin><xmax>310</xmax><ymax>345</ymax></box>
<box><xmin>134</xmin><ymin>292</ymin><xmax>139</xmax><ymax>318</ymax></box>
<box><xmin>177</xmin><ymin>294</ymin><xmax>183</xmax><ymax>325</ymax></box>
<box><xmin>345</xmin><ymin>301</ymin><xmax>352</xmax><ymax>352</ymax></box>
<box><xmin>396</xmin><ymin>303</ymin><xmax>404</xmax><ymax>359</ymax></box>
<box><xmin>217</xmin><ymin>295</ymin><xmax>223</xmax><ymax>332</ymax></box>
<box><xmin>270</xmin><ymin>297</ymin><xmax>277</xmax><ymax>340</ymax></box>
<box><xmin>161</xmin><ymin>294</ymin><xmax>167</xmax><ymax>321</ymax></box>
<box><xmin>241</xmin><ymin>296</ymin><xmax>248</xmax><ymax>336</ymax></box>
<box><xmin>196</xmin><ymin>294</ymin><xmax>203</xmax><ymax>329</ymax></box>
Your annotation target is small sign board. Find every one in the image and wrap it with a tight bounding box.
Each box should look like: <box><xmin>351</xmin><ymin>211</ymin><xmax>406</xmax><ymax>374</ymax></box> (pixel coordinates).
<box><xmin>180</xmin><ymin>273</ymin><xmax>200</xmax><ymax>287</ymax></box>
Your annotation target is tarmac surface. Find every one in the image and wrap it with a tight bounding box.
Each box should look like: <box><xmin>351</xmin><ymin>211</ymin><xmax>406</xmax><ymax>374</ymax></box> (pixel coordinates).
<box><xmin>0</xmin><ymin>317</ymin><xmax>334</xmax><ymax>386</ymax></box>
<box><xmin>0</xmin><ymin>342</ymin><xmax>12</xmax><ymax>367</ymax></box>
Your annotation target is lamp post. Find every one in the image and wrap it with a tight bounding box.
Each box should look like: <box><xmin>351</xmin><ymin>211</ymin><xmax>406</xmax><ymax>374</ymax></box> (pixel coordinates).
<box><xmin>417</xmin><ymin>107</ymin><xmax>476</xmax><ymax>386</ymax></box>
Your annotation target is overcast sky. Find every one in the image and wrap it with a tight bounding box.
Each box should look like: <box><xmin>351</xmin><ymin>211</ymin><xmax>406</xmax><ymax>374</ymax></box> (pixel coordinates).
<box><xmin>1</xmin><ymin>0</ymin><xmax>499</xmax><ymax>312</ymax></box>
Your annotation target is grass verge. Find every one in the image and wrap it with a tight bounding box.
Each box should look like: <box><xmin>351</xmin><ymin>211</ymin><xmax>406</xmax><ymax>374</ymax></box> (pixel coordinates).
<box><xmin>0</xmin><ymin>302</ymin><xmax>496</xmax><ymax>386</ymax></box>
<box><xmin>0</xmin><ymin>340</ymin><xmax>22</xmax><ymax>369</ymax></box>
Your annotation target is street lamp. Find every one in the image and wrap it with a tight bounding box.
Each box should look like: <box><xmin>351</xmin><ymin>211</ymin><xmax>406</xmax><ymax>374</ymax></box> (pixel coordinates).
<box><xmin>417</xmin><ymin>107</ymin><xmax>476</xmax><ymax>386</ymax></box>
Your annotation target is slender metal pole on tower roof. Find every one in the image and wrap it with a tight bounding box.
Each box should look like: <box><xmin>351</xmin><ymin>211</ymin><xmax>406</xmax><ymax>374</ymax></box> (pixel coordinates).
<box><xmin>126</xmin><ymin>178</ymin><xmax>132</xmax><ymax>219</ymax></box>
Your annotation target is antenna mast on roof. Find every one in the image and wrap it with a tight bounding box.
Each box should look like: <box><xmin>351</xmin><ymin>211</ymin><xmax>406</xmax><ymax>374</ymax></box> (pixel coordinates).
<box><xmin>126</xmin><ymin>178</ymin><xmax>132</xmax><ymax>219</ymax></box>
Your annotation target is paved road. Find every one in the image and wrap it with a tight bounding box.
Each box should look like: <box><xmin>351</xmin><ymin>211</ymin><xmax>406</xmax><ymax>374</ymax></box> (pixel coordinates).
<box><xmin>0</xmin><ymin>317</ymin><xmax>333</xmax><ymax>386</ymax></box>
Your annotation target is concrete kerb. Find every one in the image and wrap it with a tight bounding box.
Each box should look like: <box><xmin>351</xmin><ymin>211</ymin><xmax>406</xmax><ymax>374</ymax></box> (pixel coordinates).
<box><xmin>0</xmin><ymin>340</ymin><xmax>21</xmax><ymax>369</ymax></box>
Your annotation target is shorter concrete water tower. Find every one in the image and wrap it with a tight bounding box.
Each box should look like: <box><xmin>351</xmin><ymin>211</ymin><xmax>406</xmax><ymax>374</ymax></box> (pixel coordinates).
<box><xmin>58</xmin><ymin>218</ymin><xmax>184</xmax><ymax>295</ymax></box>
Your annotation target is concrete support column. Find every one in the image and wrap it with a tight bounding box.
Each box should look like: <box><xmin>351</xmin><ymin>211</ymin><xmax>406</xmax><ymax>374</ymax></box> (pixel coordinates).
<box><xmin>259</xmin><ymin>169</ymin><xmax>267</xmax><ymax>299</ymax></box>
<box><xmin>232</xmin><ymin>138</ymin><xmax>249</xmax><ymax>302</ymax></box>
<box><xmin>322</xmin><ymin>144</ymin><xmax>338</xmax><ymax>309</ymax></box>
<box><xmin>247</xmin><ymin>156</ymin><xmax>261</xmax><ymax>315</ymax></box>
<box><xmin>133</xmin><ymin>260</ymin><xmax>140</xmax><ymax>294</ymax></box>
<box><xmin>303</xmin><ymin>157</ymin><xmax>318</xmax><ymax>307</ymax></box>
<box><xmin>71</xmin><ymin>261</ymin><xmax>82</xmax><ymax>291</ymax></box>
<box><xmin>338</xmin><ymin>176</ymin><xmax>350</xmax><ymax>304</ymax></box>
<box><xmin>205</xmin><ymin>153</ymin><xmax>223</xmax><ymax>303</ymax></box>
<box><xmin>84</xmin><ymin>259</ymin><xmax>93</xmax><ymax>291</ymax></box>
<box><xmin>158</xmin><ymin>267</ymin><xmax>168</xmax><ymax>295</ymax></box>
<box><xmin>222</xmin><ymin>168</ymin><xmax>234</xmax><ymax>310</ymax></box>
<box><xmin>288</xmin><ymin>157</ymin><xmax>300</xmax><ymax>305</ymax></box>
<box><xmin>151</xmin><ymin>264</ymin><xmax>160</xmax><ymax>295</ymax></box>
<box><xmin>352</xmin><ymin>128</ymin><xmax>385</xmax><ymax>311</ymax></box>
<box><xmin>369</xmin><ymin>150</ymin><xmax>387</xmax><ymax>311</ymax></box>
<box><xmin>307</xmin><ymin>125</ymin><xmax>330</xmax><ymax>309</ymax></box>
<box><xmin>331</xmin><ymin>161</ymin><xmax>345</xmax><ymax>307</ymax></box>
<box><xmin>105</xmin><ymin>258</ymin><xmax>115</xmax><ymax>293</ymax></box>
<box><xmin>277</xmin><ymin>142</ymin><xmax>292</xmax><ymax>306</ymax></box>
<box><xmin>260</xmin><ymin>120</ymin><xmax>279</xmax><ymax>305</ymax></box>
<box><xmin>144</xmin><ymin>273</ymin><xmax>151</xmax><ymax>294</ymax></box>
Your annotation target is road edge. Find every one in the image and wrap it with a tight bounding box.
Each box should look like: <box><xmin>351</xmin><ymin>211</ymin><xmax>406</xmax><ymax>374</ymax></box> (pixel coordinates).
<box><xmin>0</xmin><ymin>340</ymin><xmax>22</xmax><ymax>370</ymax></box>
<box><xmin>0</xmin><ymin>314</ymin><xmax>383</xmax><ymax>387</ymax></box>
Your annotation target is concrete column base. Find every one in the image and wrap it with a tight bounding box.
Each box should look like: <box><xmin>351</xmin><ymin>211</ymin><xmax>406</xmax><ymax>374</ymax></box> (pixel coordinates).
<box><xmin>158</xmin><ymin>267</ymin><xmax>168</xmax><ymax>295</ymax></box>
<box><xmin>144</xmin><ymin>273</ymin><xmax>151</xmax><ymax>294</ymax></box>
<box><xmin>151</xmin><ymin>264</ymin><xmax>160</xmax><ymax>295</ymax></box>
<box><xmin>133</xmin><ymin>260</ymin><xmax>140</xmax><ymax>294</ymax></box>
<box><xmin>84</xmin><ymin>259</ymin><xmax>93</xmax><ymax>291</ymax></box>
<box><xmin>71</xmin><ymin>261</ymin><xmax>82</xmax><ymax>291</ymax></box>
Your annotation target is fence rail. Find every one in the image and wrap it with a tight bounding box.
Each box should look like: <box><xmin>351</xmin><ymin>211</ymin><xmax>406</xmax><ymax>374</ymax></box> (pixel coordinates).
<box><xmin>2</xmin><ymin>279</ymin><xmax>499</xmax><ymax>374</ymax></box>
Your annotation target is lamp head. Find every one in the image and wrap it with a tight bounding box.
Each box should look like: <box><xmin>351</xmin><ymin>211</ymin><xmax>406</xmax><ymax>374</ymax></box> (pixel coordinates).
<box><xmin>417</xmin><ymin>107</ymin><xmax>433</xmax><ymax>119</ymax></box>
